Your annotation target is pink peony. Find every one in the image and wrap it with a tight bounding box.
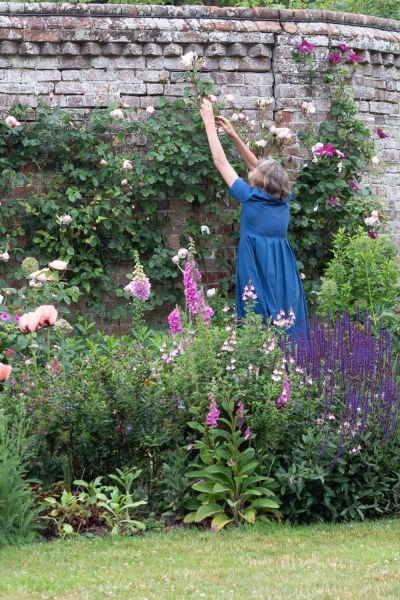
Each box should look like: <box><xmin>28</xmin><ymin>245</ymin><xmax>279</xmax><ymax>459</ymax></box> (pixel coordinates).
<box><xmin>5</xmin><ymin>115</ymin><xmax>21</xmax><ymax>128</ymax></box>
<box><xmin>297</xmin><ymin>40</ymin><xmax>315</xmax><ymax>55</ymax></box>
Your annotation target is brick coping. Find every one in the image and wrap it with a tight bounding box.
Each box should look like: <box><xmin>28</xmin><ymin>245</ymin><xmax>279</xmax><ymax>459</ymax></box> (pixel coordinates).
<box><xmin>0</xmin><ymin>3</ymin><xmax>399</xmax><ymax>32</ymax></box>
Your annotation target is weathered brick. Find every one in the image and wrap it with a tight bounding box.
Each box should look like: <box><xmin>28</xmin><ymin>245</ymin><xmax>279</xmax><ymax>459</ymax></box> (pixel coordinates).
<box><xmin>19</xmin><ymin>42</ymin><xmax>40</xmax><ymax>56</ymax></box>
<box><xmin>248</xmin><ymin>44</ymin><xmax>271</xmax><ymax>58</ymax></box>
<box><xmin>142</xmin><ymin>43</ymin><xmax>163</xmax><ymax>56</ymax></box>
<box><xmin>205</xmin><ymin>43</ymin><xmax>226</xmax><ymax>57</ymax></box>
<box><xmin>81</xmin><ymin>43</ymin><xmax>102</xmax><ymax>56</ymax></box>
<box><xmin>55</xmin><ymin>82</ymin><xmax>85</xmax><ymax>95</ymax></box>
<box><xmin>120</xmin><ymin>83</ymin><xmax>146</xmax><ymax>95</ymax></box>
<box><xmin>0</xmin><ymin>41</ymin><xmax>18</xmax><ymax>54</ymax></box>
<box><xmin>61</xmin><ymin>43</ymin><xmax>81</xmax><ymax>56</ymax></box>
<box><xmin>122</xmin><ymin>43</ymin><xmax>143</xmax><ymax>56</ymax></box>
<box><xmin>163</xmin><ymin>43</ymin><xmax>182</xmax><ymax>57</ymax></box>
<box><xmin>41</xmin><ymin>43</ymin><xmax>60</xmax><ymax>56</ymax></box>
<box><xmin>226</xmin><ymin>43</ymin><xmax>247</xmax><ymax>57</ymax></box>
<box><xmin>146</xmin><ymin>83</ymin><xmax>164</xmax><ymax>95</ymax></box>
<box><xmin>61</xmin><ymin>70</ymin><xmax>81</xmax><ymax>81</ymax></box>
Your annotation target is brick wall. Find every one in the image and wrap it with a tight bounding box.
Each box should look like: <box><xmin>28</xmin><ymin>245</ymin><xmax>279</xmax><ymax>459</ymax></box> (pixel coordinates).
<box><xmin>0</xmin><ymin>4</ymin><xmax>399</xmax><ymax>326</ymax></box>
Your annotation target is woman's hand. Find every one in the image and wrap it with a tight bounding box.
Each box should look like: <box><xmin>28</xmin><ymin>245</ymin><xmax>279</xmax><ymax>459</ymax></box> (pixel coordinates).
<box><xmin>215</xmin><ymin>115</ymin><xmax>236</xmax><ymax>137</ymax></box>
<box><xmin>200</xmin><ymin>98</ymin><xmax>215</xmax><ymax>126</ymax></box>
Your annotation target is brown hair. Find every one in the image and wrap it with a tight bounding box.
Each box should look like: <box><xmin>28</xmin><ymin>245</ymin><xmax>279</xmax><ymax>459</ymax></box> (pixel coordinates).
<box><xmin>248</xmin><ymin>158</ymin><xmax>291</xmax><ymax>201</ymax></box>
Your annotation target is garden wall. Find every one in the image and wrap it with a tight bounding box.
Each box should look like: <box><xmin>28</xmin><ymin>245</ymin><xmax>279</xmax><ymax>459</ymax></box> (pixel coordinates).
<box><xmin>0</xmin><ymin>3</ymin><xmax>399</xmax><ymax>320</ymax></box>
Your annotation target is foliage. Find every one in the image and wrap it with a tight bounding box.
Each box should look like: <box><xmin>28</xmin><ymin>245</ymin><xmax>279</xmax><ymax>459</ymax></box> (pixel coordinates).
<box><xmin>318</xmin><ymin>228</ymin><xmax>399</xmax><ymax>323</ymax></box>
<box><xmin>289</xmin><ymin>54</ymin><xmax>378</xmax><ymax>280</ymax></box>
<box><xmin>0</xmin><ymin>410</ymin><xmax>41</xmax><ymax>547</ymax></box>
<box><xmin>184</xmin><ymin>391</ymin><xmax>280</xmax><ymax>530</ymax></box>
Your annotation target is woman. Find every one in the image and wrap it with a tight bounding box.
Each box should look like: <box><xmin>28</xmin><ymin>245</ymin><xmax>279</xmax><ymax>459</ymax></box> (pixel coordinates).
<box><xmin>200</xmin><ymin>98</ymin><xmax>308</xmax><ymax>339</ymax></box>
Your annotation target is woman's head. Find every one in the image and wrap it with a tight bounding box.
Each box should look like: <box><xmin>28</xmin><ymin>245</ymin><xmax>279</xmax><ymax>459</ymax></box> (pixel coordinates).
<box><xmin>248</xmin><ymin>158</ymin><xmax>290</xmax><ymax>201</ymax></box>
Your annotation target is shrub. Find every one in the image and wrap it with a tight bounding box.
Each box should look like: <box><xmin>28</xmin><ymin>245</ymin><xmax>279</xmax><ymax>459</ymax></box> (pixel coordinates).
<box><xmin>0</xmin><ymin>410</ymin><xmax>41</xmax><ymax>546</ymax></box>
<box><xmin>318</xmin><ymin>228</ymin><xmax>399</xmax><ymax>323</ymax></box>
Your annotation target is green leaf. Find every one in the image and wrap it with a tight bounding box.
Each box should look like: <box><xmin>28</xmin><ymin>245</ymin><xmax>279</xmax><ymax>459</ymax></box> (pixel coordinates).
<box><xmin>210</xmin><ymin>513</ymin><xmax>232</xmax><ymax>531</ymax></box>
<box><xmin>194</xmin><ymin>503</ymin><xmax>224</xmax><ymax>523</ymax></box>
<box><xmin>250</xmin><ymin>498</ymin><xmax>280</xmax><ymax>511</ymax></box>
<box><xmin>241</xmin><ymin>509</ymin><xmax>256</xmax><ymax>524</ymax></box>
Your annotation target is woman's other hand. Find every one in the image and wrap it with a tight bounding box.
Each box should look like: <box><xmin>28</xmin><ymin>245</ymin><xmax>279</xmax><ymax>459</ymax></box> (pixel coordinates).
<box><xmin>215</xmin><ymin>115</ymin><xmax>236</xmax><ymax>137</ymax></box>
<box><xmin>200</xmin><ymin>98</ymin><xmax>215</xmax><ymax>125</ymax></box>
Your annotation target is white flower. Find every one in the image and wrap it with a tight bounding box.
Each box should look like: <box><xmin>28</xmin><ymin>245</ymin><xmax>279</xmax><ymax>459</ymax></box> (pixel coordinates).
<box><xmin>269</xmin><ymin>125</ymin><xmax>277</xmax><ymax>134</ymax></box>
<box><xmin>172</xmin><ymin>255</ymin><xmax>180</xmax><ymax>264</ymax></box>
<box><xmin>337</xmin><ymin>161</ymin><xmax>343</xmax><ymax>173</ymax></box>
<box><xmin>231</xmin><ymin>113</ymin><xmax>239</xmax><ymax>122</ymax></box>
<box><xmin>258</xmin><ymin>98</ymin><xmax>273</xmax><ymax>108</ymax></box>
<box><xmin>0</xmin><ymin>251</ymin><xmax>10</xmax><ymax>262</ymax></box>
<box><xmin>201</xmin><ymin>225</ymin><xmax>210</xmax><ymax>235</ymax></box>
<box><xmin>110</xmin><ymin>108</ymin><xmax>124</xmax><ymax>120</ymax></box>
<box><xmin>366</xmin><ymin>116</ymin><xmax>375</xmax><ymax>123</ymax></box>
<box><xmin>180</xmin><ymin>51</ymin><xmax>197</xmax><ymax>68</ymax></box>
<box><xmin>226</xmin><ymin>94</ymin><xmax>234</xmax><ymax>104</ymax></box>
<box><xmin>300</xmin><ymin>272</ymin><xmax>305</xmax><ymax>280</ymax></box>
<box><xmin>0</xmin><ymin>294</ymin><xmax>4</xmax><ymax>304</ymax></box>
<box><xmin>146</xmin><ymin>106</ymin><xmax>155</xmax><ymax>115</ymax></box>
<box><xmin>364</xmin><ymin>216</ymin><xmax>379</xmax><ymax>227</ymax></box>
<box><xmin>49</xmin><ymin>260</ymin><xmax>68</xmax><ymax>270</ymax></box>
<box><xmin>122</xmin><ymin>159</ymin><xmax>133</xmax><ymax>170</ymax></box>
<box><xmin>121</xmin><ymin>179</ymin><xmax>129</xmax><ymax>186</ymax></box>
<box><xmin>206</xmin><ymin>288</ymin><xmax>216</xmax><ymax>298</ymax></box>
<box><xmin>371</xmin><ymin>210</ymin><xmax>379</xmax><ymax>218</ymax></box>
<box><xmin>255</xmin><ymin>139</ymin><xmax>267</xmax><ymax>148</ymax></box>
<box><xmin>238</xmin><ymin>113</ymin><xmax>246</xmax><ymax>121</ymax></box>
<box><xmin>311</xmin><ymin>142</ymin><xmax>324</xmax><ymax>153</ymax></box>
<box><xmin>99</xmin><ymin>159</ymin><xmax>107</xmax><ymax>166</ymax></box>
<box><xmin>208</xmin><ymin>94</ymin><xmax>217</xmax><ymax>103</ymax></box>
<box><xmin>276</xmin><ymin>127</ymin><xmax>291</xmax><ymax>140</ymax></box>
<box><xmin>371</xmin><ymin>155</ymin><xmax>379</xmax><ymax>165</ymax></box>
<box><xmin>302</xmin><ymin>101</ymin><xmax>316</xmax><ymax>114</ymax></box>
<box><xmin>177</xmin><ymin>248</ymin><xmax>188</xmax><ymax>259</ymax></box>
<box><xmin>60</xmin><ymin>215</ymin><xmax>72</xmax><ymax>225</ymax></box>
<box><xmin>5</xmin><ymin>115</ymin><xmax>21</xmax><ymax>128</ymax></box>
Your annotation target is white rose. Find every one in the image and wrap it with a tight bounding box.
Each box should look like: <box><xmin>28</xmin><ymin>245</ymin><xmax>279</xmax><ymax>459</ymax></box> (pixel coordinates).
<box><xmin>311</xmin><ymin>142</ymin><xmax>324</xmax><ymax>153</ymax></box>
<box><xmin>226</xmin><ymin>94</ymin><xmax>234</xmax><ymax>104</ymax></box>
<box><xmin>60</xmin><ymin>215</ymin><xmax>73</xmax><ymax>225</ymax></box>
<box><xmin>208</xmin><ymin>94</ymin><xmax>217</xmax><ymax>103</ymax></box>
<box><xmin>0</xmin><ymin>294</ymin><xmax>4</xmax><ymax>304</ymax></box>
<box><xmin>122</xmin><ymin>159</ymin><xmax>133</xmax><ymax>170</ymax></box>
<box><xmin>201</xmin><ymin>225</ymin><xmax>210</xmax><ymax>235</ymax></box>
<box><xmin>206</xmin><ymin>288</ymin><xmax>216</xmax><ymax>298</ymax></box>
<box><xmin>255</xmin><ymin>139</ymin><xmax>267</xmax><ymax>148</ymax></box>
<box><xmin>307</xmin><ymin>103</ymin><xmax>316</xmax><ymax>114</ymax></box>
<box><xmin>49</xmin><ymin>260</ymin><xmax>68</xmax><ymax>270</ymax></box>
<box><xmin>238</xmin><ymin>113</ymin><xmax>246</xmax><ymax>121</ymax></box>
<box><xmin>172</xmin><ymin>255</ymin><xmax>180</xmax><ymax>264</ymax></box>
<box><xmin>364</xmin><ymin>216</ymin><xmax>378</xmax><ymax>227</ymax></box>
<box><xmin>180</xmin><ymin>51</ymin><xmax>197</xmax><ymax>68</ymax></box>
<box><xmin>5</xmin><ymin>115</ymin><xmax>21</xmax><ymax>128</ymax></box>
<box><xmin>269</xmin><ymin>125</ymin><xmax>277</xmax><ymax>134</ymax></box>
<box><xmin>110</xmin><ymin>108</ymin><xmax>124</xmax><ymax>120</ymax></box>
<box><xmin>300</xmin><ymin>273</ymin><xmax>306</xmax><ymax>280</ymax></box>
<box><xmin>177</xmin><ymin>248</ymin><xmax>188</xmax><ymax>259</ymax></box>
<box><xmin>121</xmin><ymin>179</ymin><xmax>129</xmax><ymax>186</ymax></box>
<box><xmin>276</xmin><ymin>127</ymin><xmax>291</xmax><ymax>139</ymax></box>
<box><xmin>99</xmin><ymin>159</ymin><xmax>107</xmax><ymax>166</ymax></box>
<box><xmin>231</xmin><ymin>113</ymin><xmax>239</xmax><ymax>122</ymax></box>
<box><xmin>371</xmin><ymin>156</ymin><xmax>379</xmax><ymax>165</ymax></box>
<box><xmin>371</xmin><ymin>210</ymin><xmax>379</xmax><ymax>218</ymax></box>
<box><xmin>0</xmin><ymin>251</ymin><xmax>9</xmax><ymax>262</ymax></box>
<box><xmin>146</xmin><ymin>106</ymin><xmax>155</xmax><ymax>115</ymax></box>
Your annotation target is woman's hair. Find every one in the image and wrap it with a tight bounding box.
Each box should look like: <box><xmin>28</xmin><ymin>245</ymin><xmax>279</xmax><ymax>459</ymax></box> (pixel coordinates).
<box><xmin>248</xmin><ymin>158</ymin><xmax>291</xmax><ymax>201</ymax></box>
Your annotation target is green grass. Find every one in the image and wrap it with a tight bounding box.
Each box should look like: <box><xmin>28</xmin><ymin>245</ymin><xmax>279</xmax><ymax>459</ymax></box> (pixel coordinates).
<box><xmin>1</xmin><ymin>520</ymin><xmax>400</xmax><ymax>599</ymax></box>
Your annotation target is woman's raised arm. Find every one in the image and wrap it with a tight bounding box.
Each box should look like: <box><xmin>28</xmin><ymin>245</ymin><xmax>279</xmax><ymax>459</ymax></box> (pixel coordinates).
<box><xmin>215</xmin><ymin>116</ymin><xmax>258</xmax><ymax>171</ymax></box>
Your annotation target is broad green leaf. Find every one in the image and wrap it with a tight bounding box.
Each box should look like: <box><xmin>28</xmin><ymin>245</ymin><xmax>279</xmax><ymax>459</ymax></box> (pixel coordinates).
<box><xmin>211</xmin><ymin>513</ymin><xmax>232</xmax><ymax>531</ymax></box>
<box><xmin>194</xmin><ymin>503</ymin><xmax>224</xmax><ymax>523</ymax></box>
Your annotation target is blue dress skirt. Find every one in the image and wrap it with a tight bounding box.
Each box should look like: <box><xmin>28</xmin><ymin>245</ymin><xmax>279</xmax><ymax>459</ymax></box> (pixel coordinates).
<box><xmin>228</xmin><ymin>177</ymin><xmax>308</xmax><ymax>340</ymax></box>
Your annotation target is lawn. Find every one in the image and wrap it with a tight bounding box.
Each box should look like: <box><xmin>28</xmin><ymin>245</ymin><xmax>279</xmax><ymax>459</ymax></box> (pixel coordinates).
<box><xmin>0</xmin><ymin>520</ymin><xmax>399</xmax><ymax>600</ymax></box>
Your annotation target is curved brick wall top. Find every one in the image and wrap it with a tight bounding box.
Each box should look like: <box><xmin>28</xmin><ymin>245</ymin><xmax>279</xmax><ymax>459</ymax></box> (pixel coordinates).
<box><xmin>0</xmin><ymin>3</ymin><xmax>399</xmax><ymax>246</ymax></box>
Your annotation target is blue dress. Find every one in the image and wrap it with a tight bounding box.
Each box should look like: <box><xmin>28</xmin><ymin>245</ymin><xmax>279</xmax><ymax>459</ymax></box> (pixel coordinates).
<box><xmin>228</xmin><ymin>177</ymin><xmax>308</xmax><ymax>340</ymax></box>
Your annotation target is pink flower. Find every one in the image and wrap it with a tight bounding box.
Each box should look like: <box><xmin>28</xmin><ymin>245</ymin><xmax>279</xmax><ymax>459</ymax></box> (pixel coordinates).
<box><xmin>0</xmin><ymin>363</ymin><xmax>12</xmax><ymax>382</ymax></box>
<box><xmin>99</xmin><ymin>159</ymin><xmax>108</xmax><ymax>166</ymax></box>
<box><xmin>326</xmin><ymin>197</ymin><xmax>342</xmax><ymax>208</ymax></box>
<box><xmin>183</xmin><ymin>258</ymin><xmax>214</xmax><ymax>325</ymax></box>
<box><xmin>376</xmin><ymin>128</ymin><xmax>388</xmax><ymax>139</ymax></box>
<box><xmin>110</xmin><ymin>108</ymin><xmax>124</xmax><ymax>120</ymax></box>
<box><xmin>328</xmin><ymin>53</ymin><xmax>342</xmax><ymax>64</ymax></box>
<box><xmin>180</xmin><ymin>51</ymin><xmax>198</xmax><ymax>68</ymax></box>
<box><xmin>124</xmin><ymin>275</ymin><xmax>151</xmax><ymax>301</ymax></box>
<box><xmin>297</xmin><ymin>40</ymin><xmax>315</xmax><ymax>55</ymax></box>
<box><xmin>168</xmin><ymin>307</ymin><xmax>183</xmax><ymax>335</ymax></box>
<box><xmin>236</xmin><ymin>401</ymin><xmax>245</xmax><ymax>428</ymax></box>
<box><xmin>242</xmin><ymin>282</ymin><xmax>257</xmax><ymax>301</ymax></box>
<box><xmin>348</xmin><ymin>180</ymin><xmax>361</xmax><ymax>192</ymax></box>
<box><xmin>35</xmin><ymin>305</ymin><xmax>58</xmax><ymax>327</ymax></box>
<box><xmin>206</xmin><ymin>393</ymin><xmax>220</xmax><ymax>428</ymax></box>
<box><xmin>244</xmin><ymin>427</ymin><xmax>253</xmax><ymax>440</ymax></box>
<box><xmin>0</xmin><ymin>251</ymin><xmax>10</xmax><ymax>262</ymax></box>
<box><xmin>121</xmin><ymin>178</ymin><xmax>129</xmax><ymax>186</ymax></box>
<box><xmin>368</xmin><ymin>231</ymin><xmax>378</xmax><ymax>240</ymax></box>
<box><xmin>337</xmin><ymin>43</ymin><xmax>351</xmax><ymax>53</ymax></box>
<box><xmin>347</xmin><ymin>53</ymin><xmax>361</xmax><ymax>63</ymax></box>
<box><xmin>122</xmin><ymin>159</ymin><xmax>133</xmax><ymax>170</ymax></box>
<box><xmin>60</xmin><ymin>215</ymin><xmax>72</xmax><ymax>225</ymax></box>
<box><xmin>277</xmin><ymin>378</ymin><xmax>291</xmax><ymax>408</ymax></box>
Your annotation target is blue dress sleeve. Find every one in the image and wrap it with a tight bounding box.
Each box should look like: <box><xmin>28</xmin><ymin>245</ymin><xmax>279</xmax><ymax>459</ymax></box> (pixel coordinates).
<box><xmin>228</xmin><ymin>177</ymin><xmax>254</xmax><ymax>204</ymax></box>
